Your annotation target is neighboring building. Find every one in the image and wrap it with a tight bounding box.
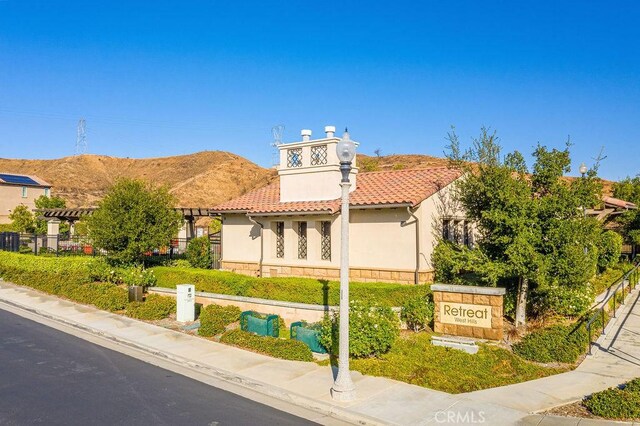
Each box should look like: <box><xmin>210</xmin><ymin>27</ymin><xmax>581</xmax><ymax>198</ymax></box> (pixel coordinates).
<box><xmin>211</xmin><ymin>126</ymin><xmax>467</xmax><ymax>284</ymax></box>
<box><xmin>588</xmin><ymin>195</ymin><xmax>638</xmax><ymax>257</ymax></box>
<box><xmin>0</xmin><ymin>173</ymin><xmax>52</xmax><ymax>224</ymax></box>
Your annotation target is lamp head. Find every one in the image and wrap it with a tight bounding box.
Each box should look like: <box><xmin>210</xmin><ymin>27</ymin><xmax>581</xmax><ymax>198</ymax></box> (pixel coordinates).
<box><xmin>579</xmin><ymin>163</ymin><xmax>588</xmax><ymax>175</ymax></box>
<box><xmin>336</xmin><ymin>128</ymin><xmax>356</xmax><ymax>163</ymax></box>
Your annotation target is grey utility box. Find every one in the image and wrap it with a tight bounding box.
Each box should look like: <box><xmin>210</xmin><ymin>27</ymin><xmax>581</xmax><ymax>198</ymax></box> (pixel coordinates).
<box><xmin>176</xmin><ymin>284</ymin><xmax>195</xmax><ymax>322</ymax></box>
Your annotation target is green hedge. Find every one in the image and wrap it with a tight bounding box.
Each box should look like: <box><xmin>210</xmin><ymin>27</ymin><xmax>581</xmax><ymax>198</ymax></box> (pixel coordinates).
<box><xmin>220</xmin><ymin>329</ymin><xmax>313</xmax><ymax>362</ymax></box>
<box><xmin>513</xmin><ymin>324</ymin><xmax>588</xmax><ymax>363</ymax></box>
<box><xmin>0</xmin><ymin>252</ymin><xmax>127</xmax><ymax>312</ymax></box>
<box><xmin>152</xmin><ymin>267</ymin><xmax>426</xmax><ymax>306</ymax></box>
<box><xmin>126</xmin><ymin>294</ymin><xmax>176</xmax><ymax>320</ymax></box>
<box><xmin>583</xmin><ymin>378</ymin><xmax>640</xmax><ymax>420</ymax></box>
<box><xmin>198</xmin><ymin>304</ymin><xmax>241</xmax><ymax>337</ymax></box>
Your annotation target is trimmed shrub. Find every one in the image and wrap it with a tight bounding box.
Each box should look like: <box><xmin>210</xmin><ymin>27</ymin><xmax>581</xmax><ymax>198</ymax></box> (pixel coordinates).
<box><xmin>220</xmin><ymin>329</ymin><xmax>313</xmax><ymax>362</ymax></box>
<box><xmin>401</xmin><ymin>293</ymin><xmax>434</xmax><ymax>331</ymax></box>
<box><xmin>513</xmin><ymin>323</ymin><xmax>589</xmax><ymax>364</ymax></box>
<box><xmin>186</xmin><ymin>236</ymin><xmax>212</xmax><ymax>269</ymax></box>
<box><xmin>583</xmin><ymin>378</ymin><xmax>640</xmax><ymax>420</ymax></box>
<box><xmin>121</xmin><ymin>265</ymin><xmax>157</xmax><ymax>288</ymax></box>
<box><xmin>152</xmin><ymin>267</ymin><xmax>425</xmax><ymax>307</ymax></box>
<box><xmin>596</xmin><ymin>231</ymin><xmax>623</xmax><ymax>272</ymax></box>
<box><xmin>532</xmin><ymin>285</ymin><xmax>593</xmax><ymax>317</ymax></box>
<box><xmin>319</xmin><ymin>299</ymin><xmax>400</xmax><ymax>358</ymax></box>
<box><xmin>0</xmin><ymin>252</ymin><xmax>127</xmax><ymax>312</ymax></box>
<box><xmin>198</xmin><ymin>304</ymin><xmax>241</xmax><ymax>337</ymax></box>
<box><xmin>126</xmin><ymin>294</ymin><xmax>176</xmax><ymax>320</ymax></box>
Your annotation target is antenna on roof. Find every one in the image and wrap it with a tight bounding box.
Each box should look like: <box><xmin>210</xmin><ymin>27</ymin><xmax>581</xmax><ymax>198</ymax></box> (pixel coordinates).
<box><xmin>75</xmin><ymin>118</ymin><xmax>87</xmax><ymax>155</ymax></box>
<box><xmin>270</xmin><ymin>124</ymin><xmax>285</xmax><ymax>167</ymax></box>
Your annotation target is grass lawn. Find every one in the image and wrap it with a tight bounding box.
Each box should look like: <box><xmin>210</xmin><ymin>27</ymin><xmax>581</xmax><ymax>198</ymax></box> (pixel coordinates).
<box><xmin>323</xmin><ymin>332</ymin><xmax>569</xmax><ymax>394</ymax></box>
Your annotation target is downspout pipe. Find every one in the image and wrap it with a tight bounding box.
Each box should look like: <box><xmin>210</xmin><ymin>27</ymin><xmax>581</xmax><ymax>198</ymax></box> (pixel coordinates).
<box><xmin>405</xmin><ymin>207</ymin><xmax>420</xmax><ymax>285</ymax></box>
<box><xmin>246</xmin><ymin>214</ymin><xmax>264</xmax><ymax>278</ymax></box>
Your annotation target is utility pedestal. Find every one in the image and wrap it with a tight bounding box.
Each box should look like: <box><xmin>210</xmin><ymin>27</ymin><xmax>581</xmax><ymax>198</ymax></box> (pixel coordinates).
<box><xmin>176</xmin><ymin>284</ymin><xmax>195</xmax><ymax>322</ymax></box>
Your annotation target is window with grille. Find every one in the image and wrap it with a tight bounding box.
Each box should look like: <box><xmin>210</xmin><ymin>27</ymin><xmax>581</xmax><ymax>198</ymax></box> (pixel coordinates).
<box><xmin>298</xmin><ymin>222</ymin><xmax>307</xmax><ymax>259</ymax></box>
<box><xmin>442</xmin><ymin>219</ymin><xmax>451</xmax><ymax>241</ymax></box>
<box><xmin>463</xmin><ymin>222</ymin><xmax>472</xmax><ymax>248</ymax></box>
<box><xmin>275</xmin><ymin>222</ymin><xmax>284</xmax><ymax>258</ymax></box>
<box><xmin>453</xmin><ymin>220</ymin><xmax>462</xmax><ymax>244</ymax></box>
<box><xmin>310</xmin><ymin>145</ymin><xmax>328</xmax><ymax>165</ymax></box>
<box><xmin>320</xmin><ymin>221</ymin><xmax>331</xmax><ymax>261</ymax></box>
<box><xmin>287</xmin><ymin>148</ymin><xmax>302</xmax><ymax>168</ymax></box>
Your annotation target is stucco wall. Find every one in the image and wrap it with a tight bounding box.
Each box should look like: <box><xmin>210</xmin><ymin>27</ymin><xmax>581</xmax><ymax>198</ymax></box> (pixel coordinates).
<box><xmin>0</xmin><ymin>185</ymin><xmax>49</xmax><ymax>224</ymax></box>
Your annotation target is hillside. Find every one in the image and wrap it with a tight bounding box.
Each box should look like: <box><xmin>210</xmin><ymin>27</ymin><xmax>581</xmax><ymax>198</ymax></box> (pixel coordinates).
<box><xmin>0</xmin><ymin>151</ymin><xmax>277</xmax><ymax>208</ymax></box>
<box><xmin>0</xmin><ymin>151</ymin><xmax>615</xmax><ymax>210</ymax></box>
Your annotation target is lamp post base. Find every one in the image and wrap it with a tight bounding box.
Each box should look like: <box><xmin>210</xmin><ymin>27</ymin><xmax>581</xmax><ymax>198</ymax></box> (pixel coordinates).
<box><xmin>330</xmin><ymin>385</ymin><xmax>356</xmax><ymax>402</ymax></box>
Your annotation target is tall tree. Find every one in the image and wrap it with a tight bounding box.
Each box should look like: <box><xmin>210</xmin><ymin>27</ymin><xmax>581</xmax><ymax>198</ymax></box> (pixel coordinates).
<box><xmin>444</xmin><ymin>128</ymin><xmax>602</xmax><ymax>326</ymax></box>
<box><xmin>9</xmin><ymin>205</ymin><xmax>35</xmax><ymax>233</ymax></box>
<box><xmin>87</xmin><ymin>179</ymin><xmax>183</xmax><ymax>265</ymax></box>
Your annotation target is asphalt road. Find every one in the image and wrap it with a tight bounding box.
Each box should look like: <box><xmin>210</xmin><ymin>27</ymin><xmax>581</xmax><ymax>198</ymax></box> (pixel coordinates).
<box><xmin>0</xmin><ymin>308</ymin><xmax>316</xmax><ymax>426</ymax></box>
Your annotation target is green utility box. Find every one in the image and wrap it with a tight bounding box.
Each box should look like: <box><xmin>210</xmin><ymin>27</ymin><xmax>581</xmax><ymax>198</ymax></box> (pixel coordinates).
<box><xmin>290</xmin><ymin>321</ymin><xmax>327</xmax><ymax>354</ymax></box>
<box><xmin>240</xmin><ymin>311</ymin><xmax>279</xmax><ymax>337</ymax></box>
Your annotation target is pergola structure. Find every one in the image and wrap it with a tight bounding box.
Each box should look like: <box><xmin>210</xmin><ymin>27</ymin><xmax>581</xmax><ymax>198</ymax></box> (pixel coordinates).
<box><xmin>38</xmin><ymin>207</ymin><xmax>219</xmax><ymax>239</ymax></box>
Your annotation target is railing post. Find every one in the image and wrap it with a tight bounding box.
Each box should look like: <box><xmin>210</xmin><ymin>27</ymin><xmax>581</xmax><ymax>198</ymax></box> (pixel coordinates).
<box><xmin>601</xmin><ymin>309</ymin><xmax>605</xmax><ymax>335</ymax></box>
<box><xmin>587</xmin><ymin>323</ymin><xmax>592</xmax><ymax>356</ymax></box>
<box><xmin>613</xmin><ymin>290</ymin><xmax>616</xmax><ymax>317</ymax></box>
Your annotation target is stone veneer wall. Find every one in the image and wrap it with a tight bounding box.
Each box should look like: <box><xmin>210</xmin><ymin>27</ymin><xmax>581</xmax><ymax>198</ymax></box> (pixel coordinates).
<box><xmin>221</xmin><ymin>260</ymin><xmax>434</xmax><ymax>285</ymax></box>
<box><xmin>432</xmin><ymin>284</ymin><xmax>505</xmax><ymax>341</ymax></box>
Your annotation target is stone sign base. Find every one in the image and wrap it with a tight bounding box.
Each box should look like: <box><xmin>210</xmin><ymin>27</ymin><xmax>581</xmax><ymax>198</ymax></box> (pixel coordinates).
<box><xmin>432</xmin><ymin>284</ymin><xmax>506</xmax><ymax>341</ymax></box>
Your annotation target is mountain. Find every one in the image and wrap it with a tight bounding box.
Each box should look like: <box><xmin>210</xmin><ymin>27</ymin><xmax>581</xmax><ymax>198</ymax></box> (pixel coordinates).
<box><xmin>0</xmin><ymin>151</ymin><xmax>276</xmax><ymax>208</ymax></box>
<box><xmin>0</xmin><ymin>151</ymin><xmax>615</xmax><ymax>209</ymax></box>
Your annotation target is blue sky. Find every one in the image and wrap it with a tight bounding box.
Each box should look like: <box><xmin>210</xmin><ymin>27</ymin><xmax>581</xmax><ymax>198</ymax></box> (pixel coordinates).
<box><xmin>1</xmin><ymin>1</ymin><xmax>639</xmax><ymax>181</ymax></box>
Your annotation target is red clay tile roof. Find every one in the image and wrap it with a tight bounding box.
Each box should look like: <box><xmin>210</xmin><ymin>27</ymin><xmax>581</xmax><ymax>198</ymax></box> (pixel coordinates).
<box><xmin>211</xmin><ymin>167</ymin><xmax>462</xmax><ymax>215</ymax></box>
<box><xmin>602</xmin><ymin>196</ymin><xmax>637</xmax><ymax>210</ymax></box>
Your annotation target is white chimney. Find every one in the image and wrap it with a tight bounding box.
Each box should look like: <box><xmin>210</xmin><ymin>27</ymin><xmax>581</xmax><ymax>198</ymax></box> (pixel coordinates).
<box><xmin>324</xmin><ymin>125</ymin><xmax>336</xmax><ymax>138</ymax></box>
<box><xmin>301</xmin><ymin>129</ymin><xmax>312</xmax><ymax>141</ymax></box>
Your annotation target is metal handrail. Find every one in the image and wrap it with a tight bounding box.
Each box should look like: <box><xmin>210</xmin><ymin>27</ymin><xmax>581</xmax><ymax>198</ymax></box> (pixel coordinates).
<box><xmin>585</xmin><ymin>256</ymin><xmax>640</xmax><ymax>355</ymax></box>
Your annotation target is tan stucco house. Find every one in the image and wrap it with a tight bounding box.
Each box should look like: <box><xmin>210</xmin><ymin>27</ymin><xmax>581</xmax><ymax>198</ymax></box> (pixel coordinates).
<box><xmin>211</xmin><ymin>127</ymin><xmax>468</xmax><ymax>284</ymax></box>
<box><xmin>0</xmin><ymin>173</ymin><xmax>52</xmax><ymax>224</ymax></box>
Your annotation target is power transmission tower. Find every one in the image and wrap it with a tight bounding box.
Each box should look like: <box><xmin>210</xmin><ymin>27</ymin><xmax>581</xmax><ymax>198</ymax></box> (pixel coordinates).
<box><xmin>75</xmin><ymin>118</ymin><xmax>87</xmax><ymax>155</ymax></box>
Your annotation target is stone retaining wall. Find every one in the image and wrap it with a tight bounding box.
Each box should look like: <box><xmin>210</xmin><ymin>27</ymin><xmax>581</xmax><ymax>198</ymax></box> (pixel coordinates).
<box><xmin>221</xmin><ymin>260</ymin><xmax>434</xmax><ymax>285</ymax></box>
<box><xmin>149</xmin><ymin>286</ymin><xmax>403</xmax><ymax>327</ymax></box>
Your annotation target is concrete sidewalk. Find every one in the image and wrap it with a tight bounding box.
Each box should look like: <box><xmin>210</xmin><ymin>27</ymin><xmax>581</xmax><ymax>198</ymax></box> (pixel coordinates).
<box><xmin>0</xmin><ymin>280</ymin><xmax>635</xmax><ymax>425</ymax></box>
<box><xmin>465</xmin><ymin>282</ymin><xmax>640</xmax><ymax>415</ymax></box>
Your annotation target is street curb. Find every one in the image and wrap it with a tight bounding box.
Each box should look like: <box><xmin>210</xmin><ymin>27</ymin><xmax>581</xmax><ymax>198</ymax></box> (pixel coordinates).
<box><xmin>0</xmin><ymin>285</ymin><xmax>385</xmax><ymax>426</ymax></box>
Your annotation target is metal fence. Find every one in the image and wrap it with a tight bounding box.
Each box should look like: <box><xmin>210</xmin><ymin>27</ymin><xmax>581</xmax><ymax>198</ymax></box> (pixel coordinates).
<box><xmin>585</xmin><ymin>256</ymin><xmax>640</xmax><ymax>355</ymax></box>
<box><xmin>0</xmin><ymin>232</ymin><xmax>222</xmax><ymax>269</ymax></box>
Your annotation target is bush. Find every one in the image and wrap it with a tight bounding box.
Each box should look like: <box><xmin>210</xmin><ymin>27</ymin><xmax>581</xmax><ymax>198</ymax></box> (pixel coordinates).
<box><xmin>532</xmin><ymin>285</ymin><xmax>593</xmax><ymax>317</ymax></box>
<box><xmin>401</xmin><ymin>293</ymin><xmax>434</xmax><ymax>331</ymax></box>
<box><xmin>152</xmin><ymin>267</ymin><xmax>425</xmax><ymax>307</ymax></box>
<box><xmin>319</xmin><ymin>299</ymin><xmax>399</xmax><ymax>358</ymax></box>
<box><xmin>121</xmin><ymin>265</ymin><xmax>157</xmax><ymax>288</ymax></box>
<box><xmin>220</xmin><ymin>329</ymin><xmax>313</xmax><ymax>362</ymax></box>
<box><xmin>198</xmin><ymin>304</ymin><xmax>241</xmax><ymax>337</ymax></box>
<box><xmin>0</xmin><ymin>252</ymin><xmax>127</xmax><ymax>312</ymax></box>
<box><xmin>186</xmin><ymin>236</ymin><xmax>212</xmax><ymax>269</ymax></box>
<box><xmin>583</xmin><ymin>378</ymin><xmax>640</xmax><ymax>420</ymax></box>
<box><xmin>596</xmin><ymin>231</ymin><xmax>623</xmax><ymax>272</ymax></box>
<box><xmin>167</xmin><ymin>259</ymin><xmax>192</xmax><ymax>268</ymax></box>
<box><xmin>513</xmin><ymin>323</ymin><xmax>590</xmax><ymax>363</ymax></box>
<box><xmin>126</xmin><ymin>294</ymin><xmax>176</xmax><ymax>320</ymax></box>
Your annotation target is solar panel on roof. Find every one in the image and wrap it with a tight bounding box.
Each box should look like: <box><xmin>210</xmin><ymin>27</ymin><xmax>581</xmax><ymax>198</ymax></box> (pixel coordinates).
<box><xmin>0</xmin><ymin>174</ymin><xmax>40</xmax><ymax>185</ymax></box>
